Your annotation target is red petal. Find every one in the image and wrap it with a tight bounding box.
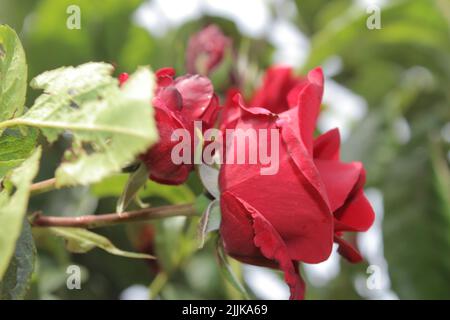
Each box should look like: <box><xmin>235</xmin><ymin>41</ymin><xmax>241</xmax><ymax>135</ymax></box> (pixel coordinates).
<box><xmin>287</xmin><ymin>82</ymin><xmax>308</xmax><ymax>108</ymax></box>
<box><xmin>231</xmin><ymin>193</ymin><xmax>306</xmax><ymax>299</ymax></box>
<box><xmin>279</xmin><ymin>121</ymin><xmax>331</xmax><ymax>212</ymax></box>
<box><xmin>334</xmin><ymin>190</ymin><xmax>375</xmax><ymax>232</ymax></box>
<box><xmin>156</xmin><ymin>67</ymin><xmax>175</xmax><ymax>87</ymax></box>
<box><xmin>201</xmin><ymin>94</ymin><xmax>220</xmax><ymax>128</ymax></box>
<box><xmin>334</xmin><ymin>235</ymin><xmax>363</xmax><ymax>263</ymax></box>
<box><xmin>250</xmin><ymin>66</ymin><xmax>300</xmax><ymax>114</ymax></box>
<box><xmin>156</xmin><ymin>87</ymin><xmax>183</xmax><ymax>111</ymax></box>
<box><xmin>222</xmin><ymin>157</ymin><xmax>333</xmax><ymax>264</ymax></box>
<box><xmin>314</xmin><ymin>128</ymin><xmax>341</xmax><ymax>161</ymax></box>
<box><xmin>315</xmin><ymin>160</ymin><xmax>362</xmax><ymax>212</ymax></box>
<box><xmin>174</xmin><ymin>74</ymin><xmax>214</xmax><ymax>120</ymax></box>
<box><xmin>316</xmin><ymin>158</ymin><xmax>375</xmax><ymax>232</ymax></box>
<box><xmin>219</xmin><ymin>106</ymin><xmax>278</xmax><ymax>192</ymax></box>
<box><xmin>219</xmin><ymin>88</ymin><xmax>242</xmax><ymax>131</ymax></box>
<box><xmin>220</xmin><ymin>192</ymin><xmax>273</xmax><ymax>265</ymax></box>
<box><xmin>292</xmin><ymin>67</ymin><xmax>324</xmax><ymax>154</ymax></box>
<box><xmin>141</xmin><ymin>107</ymin><xmax>192</xmax><ymax>185</ymax></box>
<box><xmin>234</xmin><ymin>93</ymin><xmax>275</xmax><ymax>117</ymax></box>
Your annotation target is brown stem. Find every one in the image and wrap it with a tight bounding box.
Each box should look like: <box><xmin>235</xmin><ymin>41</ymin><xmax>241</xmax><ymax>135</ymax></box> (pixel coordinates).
<box><xmin>31</xmin><ymin>203</ymin><xmax>197</xmax><ymax>229</ymax></box>
<box><xmin>30</xmin><ymin>178</ymin><xmax>57</xmax><ymax>195</ymax></box>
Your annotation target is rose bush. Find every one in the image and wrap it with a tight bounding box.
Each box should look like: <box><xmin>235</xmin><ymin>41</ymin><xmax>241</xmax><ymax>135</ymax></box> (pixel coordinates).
<box><xmin>119</xmin><ymin>53</ymin><xmax>374</xmax><ymax>300</ymax></box>
<box><xmin>121</xmin><ymin>65</ymin><xmax>375</xmax><ymax>299</ymax></box>
<box><xmin>218</xmin><ymin>67</ymin><xmax>375</xmax><ymax>299</ymax></box>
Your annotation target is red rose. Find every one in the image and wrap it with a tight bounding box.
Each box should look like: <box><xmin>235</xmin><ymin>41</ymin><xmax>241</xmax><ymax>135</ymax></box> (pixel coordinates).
<box><xmin>120</xmin><ymin>68</ymin><xmax>219</xmax><ymax>185</ymax></box>
<box><xmin>219</xmin><ymin>67</ymin><xmax>374</xmax><ymax>299</ymax></box>
<box><xmin>186</xmin><ymin>24</ymin><xmax>231</xmax><ymax>75</ymax></box>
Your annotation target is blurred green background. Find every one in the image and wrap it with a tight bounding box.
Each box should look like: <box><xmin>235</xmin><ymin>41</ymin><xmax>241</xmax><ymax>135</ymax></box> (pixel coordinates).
<box><xmin>0</xmin><ymin>0</ymin><xmax>449</xmax><ymax>299</ymax></box>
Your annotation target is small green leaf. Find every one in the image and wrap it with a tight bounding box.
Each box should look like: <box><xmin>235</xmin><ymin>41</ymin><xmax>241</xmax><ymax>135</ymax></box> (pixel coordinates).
<box><xmin>197</xmin><ymin>199</ymin><xmax>221</xmax><ymax>248</ymax></box>
<box><xmin>0</xmin><ymin>148</ymin><xmax>41</xmax><ymax>279</ymax></box>
<box><xmin>117</xmin><ymin>163</ymin><xmax>149</xmax><ymax>213</ymax></box>
<box><xmin>91</xmin><ymin>174</ymin><xmax>196</xmax><ymax>204</ymax></box>
<box><xmin>198</xmin><ymin>163</ymin><xmax>220</xmax><ymax>199</ymax></box>
<box><xmin>17</xmin><ymin>63</ymin><xmax>158</xmax><ymax>187</ymax></box>
<box><xmin>0</xmin><ymin>221</ymin><xmax>36</xmax><ymax>299</ymax></box>
<box><xmin>36</xmin><ymin>227</ymin><xmax>155</xmax><ymax>260</ymax></box>
<box><xmin>0</xmin><ymin>25</ymin><xmax>27</xmax><ymax>130</ymax></box>
<box><xmin>216</xmin><ymin>239</ymin><xmax>249</xmax><ymax>299</ymax></box>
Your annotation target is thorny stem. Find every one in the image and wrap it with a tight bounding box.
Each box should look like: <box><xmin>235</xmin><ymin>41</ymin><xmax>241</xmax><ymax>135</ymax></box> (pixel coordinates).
<box><xmin>30</xmin><ymin>203</ymin><xmax>198</xmax><ymax>229</ymax></box>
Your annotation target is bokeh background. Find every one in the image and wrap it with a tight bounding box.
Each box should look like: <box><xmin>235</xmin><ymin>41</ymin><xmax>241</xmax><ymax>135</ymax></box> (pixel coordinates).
<box><xmin>1</xmin><ymin>0</ymin><xmax>449</xmax><ymax>299</ymax></box>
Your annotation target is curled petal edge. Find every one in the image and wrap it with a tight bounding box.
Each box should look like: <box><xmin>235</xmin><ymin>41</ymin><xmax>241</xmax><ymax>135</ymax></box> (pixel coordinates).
<box><xmin>228</xmin><ymin>192</ymin><xmax>306</xmax><ymax>300</ymax></box>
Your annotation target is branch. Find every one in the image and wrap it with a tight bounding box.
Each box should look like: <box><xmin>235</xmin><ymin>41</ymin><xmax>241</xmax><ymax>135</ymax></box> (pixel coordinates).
<box><xmin>30</xmin><ymin>178</ymin><xmax>56</xmax><ymax>195</ymax></box>
<box><xmin>30</xmin><ymin>203</ymin><xmax>197</xmax><ymax>229</ymax></box>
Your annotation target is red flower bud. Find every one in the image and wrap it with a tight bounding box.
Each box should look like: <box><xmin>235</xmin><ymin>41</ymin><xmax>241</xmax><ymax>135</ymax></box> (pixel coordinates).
<box><xmin>186</xmin><ymin>25</ymin><xmax>231</xmax><ymax>75</ymax></box>
<box><xmin>141</xmin><ymin>68</ymin><xmax>219</xmax><ymax>185</ymax></box>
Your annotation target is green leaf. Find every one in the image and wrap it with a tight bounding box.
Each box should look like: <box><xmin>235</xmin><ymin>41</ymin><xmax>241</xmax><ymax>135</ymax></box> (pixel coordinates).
<box><xmin>0</xmin><ymin>128</ymin><xmax>38</xmax><ymax>180</ymax></box>
<box><xmin>117</xmin><ymin>163</ymin><xmax>149</xmax><ymax>213</ymax></box>
<box><xmin>15</xmin><ymin>63</ymin><xmax>158</xmax><ymax>186</ymax></box>
<box><xmin>0</xmin><ymin>147</ymin><xmax>41</xmax><ymax>279</ymax></box>
<box><xmin>36</xmin><ymin>227</ymin><xmax>154</xmax><ymax>260</ymax></box>
<box><xmin>216</xmin><ymin>240</ymin><xmax>249</xmax><ymax>300</ymax></box>
<box><xmin>197</xmin><ymin>200</ymin><xmax>221</xmax><ymax>248</ymax></box>
<box><xmin>0</xmin><ymin>221</ymin><xmax>36</xmax><ymax>299</ymax></box>
<box><xmin>91</xmin><ymin>174</ymin><xmax>196</xmax><ymax>204</ymax></box>
<box><xmin>0</xmin><ymin>25</ymin><xmax>27</xmax><ymax>129</ymax></box>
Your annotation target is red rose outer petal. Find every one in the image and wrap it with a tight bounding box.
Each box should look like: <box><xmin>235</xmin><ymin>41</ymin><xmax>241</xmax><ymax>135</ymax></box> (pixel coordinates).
<box><xmin>228</xmin><ymin>192</ymin><xmax>306</xmax><ymax>300</ymax></box>
<box><xmin>313</xmin><ymin>128</ymin><xmax>341</xmax><ymax>161</ymax></box>
<box><xmin>334</xmin><ymin>235</ymin><xmax>363</xmax><ymax>263</ymax></box>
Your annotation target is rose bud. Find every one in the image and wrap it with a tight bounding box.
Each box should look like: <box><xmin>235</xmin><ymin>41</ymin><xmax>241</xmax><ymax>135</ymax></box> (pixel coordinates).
<box><xmin>186</xmin><ymin>24</ymin><xmax>231</xmax><ymax>75</ymax></box>
<box><xmin>219</xmin><ymin>67</ymin><xmax>374</xmax><ymax>299</ymax></box>
<box><xmin>120</xmin><ymin>68</ymin><xmax>219</xmax><ymax>185</ymax></box>
<box><xmin>143</xmin><ymin>68</ymin><xmax>219</xmax><ymax>184</ymax></box>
